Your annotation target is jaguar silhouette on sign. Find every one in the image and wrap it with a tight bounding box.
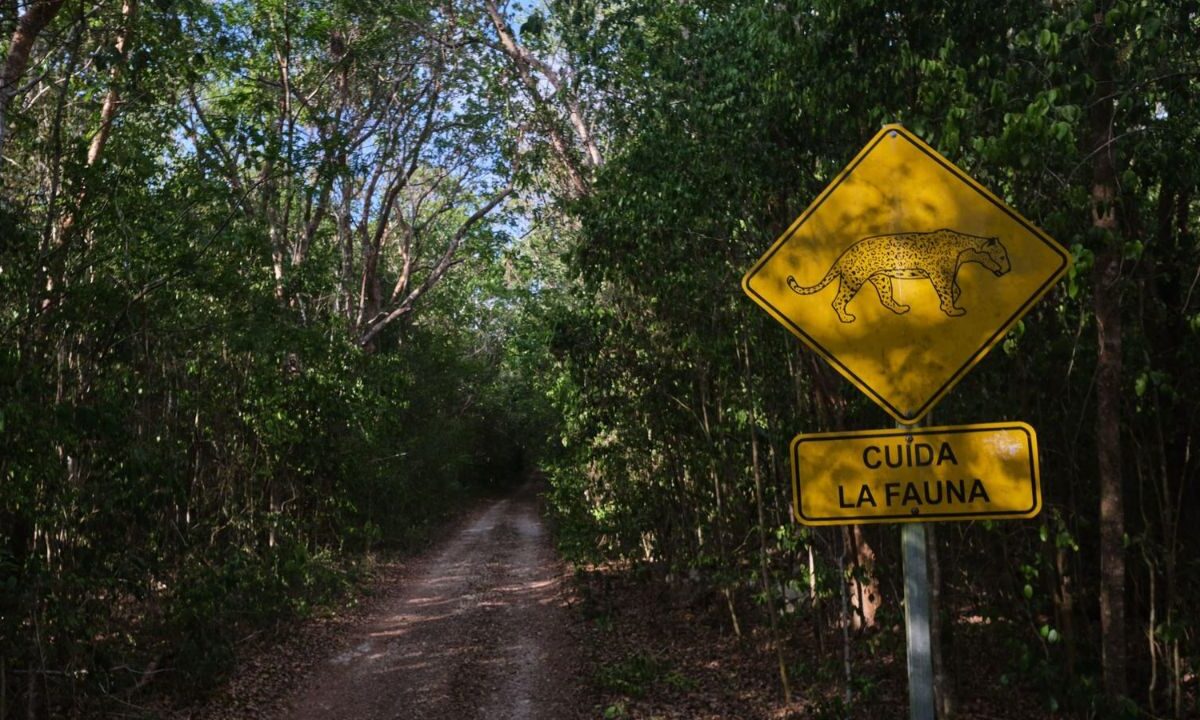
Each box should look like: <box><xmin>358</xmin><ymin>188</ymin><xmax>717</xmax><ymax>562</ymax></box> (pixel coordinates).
<box><xmin>785</xmin><ymin>229</ymin><xmax>1012</xmax><ymax>323</ymax></box>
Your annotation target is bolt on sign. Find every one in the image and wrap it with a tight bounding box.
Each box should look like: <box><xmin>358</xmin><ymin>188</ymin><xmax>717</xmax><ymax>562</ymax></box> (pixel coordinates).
<box><xmin>742</xmin><ymin>124</ymin><xmax>1071</xmax><ymax>424</ymax></box>
<box><xmin>790</xmin><ymin>422</ymin><xmax>1041</xmax><ymax>526</ymax></box>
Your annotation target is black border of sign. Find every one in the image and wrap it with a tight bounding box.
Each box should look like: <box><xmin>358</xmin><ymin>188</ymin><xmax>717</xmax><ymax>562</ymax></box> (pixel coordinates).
<box><xmin>789</xmin><ymin>423</ymin><xmax>1041</xmax><ymax>525</ymax></box>
<box><xmin>742</xmin><ymin>125</ymin><xmax>1071</xmax><ymax>424</ymax></box>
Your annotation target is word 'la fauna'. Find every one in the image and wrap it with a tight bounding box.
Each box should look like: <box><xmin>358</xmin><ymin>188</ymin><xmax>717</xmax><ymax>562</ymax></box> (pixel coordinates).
<box><xmin>838</xmin><ymin>440</ymin><xmax>991</xmax><ymax>509</ymax></box>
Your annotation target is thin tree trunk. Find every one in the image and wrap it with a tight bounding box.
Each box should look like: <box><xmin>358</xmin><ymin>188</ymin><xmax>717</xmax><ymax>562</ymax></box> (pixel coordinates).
<box><xmin>928</xmin><ymin>524</ymin><xmax>956</xmax><ymax>719</ymax></box>
<box><xmin>0</xmin><ymin>0</ymin><xmax>65</xmax><ymax>158</ymax></box>
<box><xmin>811</xmin><ymin>535</ymin><xmax>830</xmax><ymax>657</ymax></box>
<box><xmin>850</xmin><ymin>525</ymin><xmax>880</xmax><ymax>629</ymax></box>
<box><xmin>56</xmin><ymin>0</ymin><xmax>136</xmax><ymax>246</ymax></box>
<box><xmin>837</xmin><ymin>535</ymin><xmax>852</xmax><ymax>705</ymax></box>
<box><xmin>482</xmin><ymin>0</ymin><xmax>596</xmax><ymax>198</ymax></box>
<box><xmin>1055</xmin><ymin>539</ymin><xmax>1078</xmax><ymax>676</ymax></box>
<box><xmin>1088</xmin><ymin>2</ymin><xmax>1127</xmax><ymax>701</ymax></box>
<box><xmin>709</xmin><ymin>463</ymin><xmax>741</xmax><ymax>637</ymax></box>
<box><xmin>86</xmin><ymin>0</ymin><xmax>137</xmax><ymax>167</ymax></box>
<box><xmin>1092</xmin><ymin>196</ymin><xmax>1126</xmax><ymax>702</ymax></box>
<box><xmin>743</xmin><ymin>337</ymin><xmax>792</xmax><ymax>705</ymax></box>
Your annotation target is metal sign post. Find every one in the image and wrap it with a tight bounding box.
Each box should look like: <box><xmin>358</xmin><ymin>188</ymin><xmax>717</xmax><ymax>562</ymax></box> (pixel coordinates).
<box><xmin>902</xmin><ymin>521</ymin><xmax>935</xmax><ymax>720</ymax></box>
<box><xmin>899</xmin><ymin>418</ymin><xmax>934</xmax><ymax>720</ymax></box>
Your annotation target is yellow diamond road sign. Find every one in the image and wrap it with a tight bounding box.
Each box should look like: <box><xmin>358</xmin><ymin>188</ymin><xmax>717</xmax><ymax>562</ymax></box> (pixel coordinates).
<box><xmin>791</xmin><ymin>422</ymin><xmax>1041</xmax><ymax>526</ymax></box>
<box><xmin>743</xmin><ymin>124</ymin><xmax>1071</xmax><ymax>423</ymax></box>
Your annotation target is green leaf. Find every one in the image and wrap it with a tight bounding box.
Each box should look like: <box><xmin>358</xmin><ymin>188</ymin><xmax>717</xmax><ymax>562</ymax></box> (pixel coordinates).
<box><xmin>520</xmin><ymin>13</ymin><xmax>545</xmax><ymax>38</ymax></box>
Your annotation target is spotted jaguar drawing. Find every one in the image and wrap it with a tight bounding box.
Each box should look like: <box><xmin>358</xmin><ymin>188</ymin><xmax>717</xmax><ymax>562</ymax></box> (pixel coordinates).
<box><xmin>785</xmin><ymin>229</ymin><xmax>1012</xmax><ymax>323</ymax></box>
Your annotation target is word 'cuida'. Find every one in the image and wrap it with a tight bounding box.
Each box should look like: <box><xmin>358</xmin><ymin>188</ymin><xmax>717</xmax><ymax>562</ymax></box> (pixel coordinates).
<box><xmin>862</xmin><ymin>441</ymin><xmax>957</xmax><ymax>469</ymax></box>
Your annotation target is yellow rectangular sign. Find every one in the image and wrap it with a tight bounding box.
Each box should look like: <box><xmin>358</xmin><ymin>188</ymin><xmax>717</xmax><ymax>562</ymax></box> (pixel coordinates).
<box><xmin>791</xmin><ymin>422</ymin><xmax>1040</xmax><ymax>525</ymax></box>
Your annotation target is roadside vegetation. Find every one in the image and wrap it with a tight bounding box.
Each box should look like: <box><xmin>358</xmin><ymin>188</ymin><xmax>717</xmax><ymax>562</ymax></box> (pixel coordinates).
<box><xmin>1</xmin><ymin>1</ymin><xmax>1197</xmax><ymax>718</ymax></box>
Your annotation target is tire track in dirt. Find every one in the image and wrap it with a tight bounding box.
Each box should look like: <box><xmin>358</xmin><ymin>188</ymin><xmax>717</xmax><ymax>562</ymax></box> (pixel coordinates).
<box><xmin>275</xmin><ymin>485</ymin><xmax>582</xmax><ymax>720</ymax></box>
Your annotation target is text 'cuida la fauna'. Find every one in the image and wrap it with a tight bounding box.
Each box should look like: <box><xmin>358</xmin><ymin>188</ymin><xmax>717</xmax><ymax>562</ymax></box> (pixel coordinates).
<box><xmin>838</xmin><ymin>441</ymin><xmax>991</xmax><ymax>510</ymax></box>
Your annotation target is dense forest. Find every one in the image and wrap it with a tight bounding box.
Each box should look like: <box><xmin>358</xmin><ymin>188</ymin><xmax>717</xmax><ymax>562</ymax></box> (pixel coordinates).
<box><xmin>0</xmin><ymin>0</ymin><xmax>1197</xmax><ymax>718</ymax></box>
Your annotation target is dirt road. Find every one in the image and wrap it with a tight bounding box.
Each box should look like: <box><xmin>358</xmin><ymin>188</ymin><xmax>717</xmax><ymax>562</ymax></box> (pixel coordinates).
<box><xmin>275</xmin><ymin>486</ymin><xmax>583</xmax><ymax>720</ymax></box>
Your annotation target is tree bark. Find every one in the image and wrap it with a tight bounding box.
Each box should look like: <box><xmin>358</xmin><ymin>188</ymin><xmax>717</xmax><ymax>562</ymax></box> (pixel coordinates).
<box><xmin>87</xmin><ymin>0</ymin><xmax>137</xmax><ymax>166</ymax></box>
<box><xmin>927</xmin><ymin>524</ymin><xmax>956</xmax><ymax>719</ymax></box>
<box><xmin>482</xmin><ymin>0</ymin><xmax>598</xmax><ymax>198</ymax></box>
<box><xmin>58</xmin><ymin>0</ymin><xmax>136</xmax><ymax>239</ymax></box>
<box><xmin>40</xmin><ymin>0</ymin><xmax>135</xmax><ymax>311</ymax></box>
<box><xmin>0</xmin><ymin>0</ymin><xmax>65</xmax><ymax>158</ymax></box>
<box><xmin>1088</xmin><ymin>3</ymin><xmax>1127</xmax><ymax>701</ymax></box>
<box><xmin>849</xmin><ymin>525</ymin><xmax>880</xmax><ymax>630</ymax></box>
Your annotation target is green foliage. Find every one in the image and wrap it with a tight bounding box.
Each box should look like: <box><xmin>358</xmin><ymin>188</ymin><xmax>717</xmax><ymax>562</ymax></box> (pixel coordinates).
<box><xmin>532</xmin><ymin>0</ymin><xmax>1200</xmax><ymax>716</ymax></box>
<box><xmin>595</xmin><ymin>651</ymin><xmax>681</xmax><ymax>699</ymax></box>
<box><xmin>0</xmin><ymin>0</ymin><xmax>1197</xmax><ymax>716</ymax></box>
<box><xmin>809</xmin><ymin>695</ymin><xmax>853</xmax><ymax>720</ymax></box>
<box><xmin>0</xmin><ymin>0</ymin><xmax>550</xmax><ymax>713</ymax></box>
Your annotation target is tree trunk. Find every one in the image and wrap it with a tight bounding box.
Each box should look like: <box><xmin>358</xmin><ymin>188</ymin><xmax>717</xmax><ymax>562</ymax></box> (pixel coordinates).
<box><xmin>86</xmin><ymin>0</ymin><xmax>137</xmax><ymax>167</ymax></box>
<box><xmin>743</xmin><ymin>337</ymin><xmax>792</xmax><ymax>705</ymax></box>
<box><xmin>54</xmin><ymin>0</ymin><xmax>133</xmax><ymax>238</ymax></box>
<box><xmin>1094</xmin><ymin>248</ymin><xmax>1126</xmax><ymax>697</ymax></box>
<box><xmin>1088</xmin><ymin>2</ymin><xmax>1127</xmax><ymax>701</ymax></box>
<box><xmin>927</xmin><ymin>524</ymin><xmax>956</xmax><ymax>719</ymax></box>
<box><xmin>849</xmin><ymin>525</ymin><xmax>881</xmax><ymax>630</ymax></box>
<box><xmin>482</xmin><ymin>0</ymin><xmax>596</xmax><ymax>198</ymax></box>
<box><xmin>0</xmin><ymin>0</ymin><xmax>65</xmax><ymax>158</ymax></box>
